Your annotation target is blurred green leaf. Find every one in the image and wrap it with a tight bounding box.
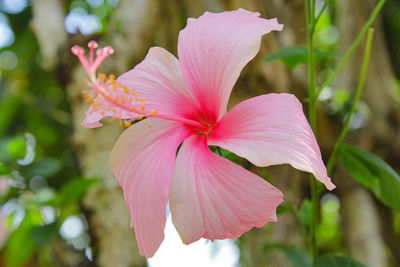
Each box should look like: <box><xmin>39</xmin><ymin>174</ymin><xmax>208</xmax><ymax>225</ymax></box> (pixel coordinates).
<box><xmin>7</xmin><ymin>136</ymin><xmax>26</xmax><ymax>160</ymax></box>
<box><xmin>31</xmin><ymin>222</ymin><xmax>58</xmax><ymax>247</ymax></box>
<box><xmin>317</xmin><ymin>199</ymin><xmax>340</xmax><ymax>241</ymax></box>
<box><xmin>220</xmin><ymin>148</ymin><xmax>239</xmax><ymax>162</ymax></box>
<box><xmin>264</xmin><ymin>243</ymin><xmax>312</xmax><ymax>267</ymax></box>
<box><xmin>5</xmin><ymin>215</ymin><xmax>36</xmax><ymax>267</ymax></box>
<box><xmin>264</xmin><ymin>46</ymin><xmax>336</xmax><ymax>69</ymax></box>
<box><xmin>299</xmin><ymin>199</ymin><xmax>313</xmax><ymax>227</ymax></box>
<box><xmin>333</xmin><ymin>89</ymin><xmax>351</xmax><ymax>104</ymax></box>
<box><xmin>339</xmin><ymin>144</ymin><xmax>400</xmax><ymax>211</ymax></box>
<box><xmin>0</xmin><ymin>162</ymin><xmax>11</xmax><ymax>175</ymax></box>
<box><xmin>24</xmin><ymin>158</ymin><xmax>61</xmax><ymax>177</ymax></box>
<box><xmin>59</xmin><ymin>178</ymin><xmax>99</xmax><ymax>202</ymax></box>
<box><xmin>0</xmin><ymin>96</ymin><xmax>20</xmax><ymax>137</ymax></box>
<box><xmin>277</xmin><ymin>204</ymin><xmax>295</xmax><ymax>215</ymax></box>
<box><xmin>314</xmin><ymin>254</ymin><xmax>367</xmax><ymax>267</ymax></box>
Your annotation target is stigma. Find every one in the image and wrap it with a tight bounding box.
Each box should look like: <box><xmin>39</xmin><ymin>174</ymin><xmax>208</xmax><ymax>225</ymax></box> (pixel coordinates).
<box><xmin>72</xmin><ymin>41</ymin><xmax>157</xmax><ymax>128</ymax></box>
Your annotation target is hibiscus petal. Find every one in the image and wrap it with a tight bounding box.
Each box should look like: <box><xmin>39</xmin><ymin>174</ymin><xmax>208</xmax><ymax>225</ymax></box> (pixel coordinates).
<box><xmin>178</xmin><ymin>9</ymin><xmax>283</xmax><ymax>123</ymax></box>
<box><xmin>117</xmin><ymin>47</ymin><xmax>201</xmax><ymax>122</ymax></box>
<box><xmin>169</xmin><ymin>135</ymin><xmax>283</xmax><ymax>244</ymax></box>
<box><xmin>208</xmin><ymin>93</ymin><xmax>335</xmax><ymax>190</ymax></box>
<box><xmin>81</xmin><ymin>104</ymin><xmax>140</xmax><ymax>128</ymax></box>
<box><xmin>82</xmin><ymin>105</ymin><xmax>104</xmax><ymax>128</ymax></box>
<box><xmin>110</xmin><ymin>118</ymin><xmax>192</xmax><ymax>257</ymax></box>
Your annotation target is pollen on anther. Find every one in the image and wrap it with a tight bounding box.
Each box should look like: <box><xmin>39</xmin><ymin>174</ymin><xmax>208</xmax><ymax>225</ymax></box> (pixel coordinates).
<box><xmin>123</xmin><ymin>120</ymin><xmax>132</xmax><ymax>127</ymax></box>
<box><xmin>98</xmin><ymin>73</ymin><xmax>106</xmax><ymax>82</ymax></box>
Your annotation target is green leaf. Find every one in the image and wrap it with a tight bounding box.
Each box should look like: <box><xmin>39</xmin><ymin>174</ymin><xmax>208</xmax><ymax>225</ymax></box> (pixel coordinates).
<box><xmin>264</xmin><ymin>244</ymin><xmax>312</xmax><ymax>267</ymax></box>
<box><xmin>0</xmin><ymin>96</ymin><xmax>20</xmax><ymax>137</ymax></box>
<box><xmin>5</xmin><ymin>216</ymin><xmax>36</xmax><ymax>267</ymax></box>
<box><xmin>264</xmin><ymin>46</ymin><xmax>336</xmax><ymax>69</ymax></box>
<box><xmin>31</xmin><ymin>222</ymin><xmax>58</xmax><ymax>247</ymax></box>
<box><xmin>0</xmin><ymin>162</ymin><xmax>11</xmax><ymax>175</ymax></box>
<box><xmin>299</xmin><ymin>199</ymin><xmax>313</xmax><ymax>227</ymax></box>
<box><xmin>339</xmin><ymin>144</ymin><xmax>400</xmax><ymax>211</ymax></box>
<box><xmin>59</xmin><ymin>178</ymin><xmax>99</xmax><ymax>202</ymax></box>
<box><xmin>7</xmin><ymin>136</ymin><xmax>26</xmax><ymax>160</ymax></box>
<box><xmin>24</xmin><ymin>158</ymin><xmax>61</xmax><ymax>177</ymax></box>
<box><xmin>276</xmin><ymin>204</ymin><xmax>295</xmax><ymax>215</ymax></box>
<box><xmin>314</xmin><ymin>254</ymin><xmax>367</xmax><ymax>267</ymax></box>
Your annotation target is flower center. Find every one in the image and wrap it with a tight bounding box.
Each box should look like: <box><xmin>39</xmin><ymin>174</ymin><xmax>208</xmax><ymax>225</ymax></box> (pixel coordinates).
<box><xmin>189</xmin><ymin>115</ymin><xmax>215</xmax><ymax>136</ymax></box>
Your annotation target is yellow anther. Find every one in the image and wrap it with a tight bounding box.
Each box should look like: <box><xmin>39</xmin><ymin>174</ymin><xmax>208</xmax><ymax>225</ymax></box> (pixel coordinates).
<box><xmin>98</xmin><ymin>73</ymin><xmax>106</xmax><ymax>82</ymax></box>
<box><xmin>137</xmin><ymin>116</ymin><xmax>143</xmax><ymax>120</ymax></box>
<box><xmin>118</xmin><ymin>121</ymin><xmax>123</xmax><ymax>127</ymax></box>
<box><xmin>123</xmin><ymin>120</ymin><xmax>132</xmax><ymax>127</ymax></box>
<box><xmin>108</xmin><ymin>74</ymin><xmax>116</xmax><ymax>81</ymax></box>
<box><xmin>123</xmin><ymin>87</ymin><xmax>130</xmax><ymax>94</ymax></box>
<box><xmin>150</xmin><ymin>109</ymin><xmax>157</xmax><ymax>115</ymax></box>
<box><xmin>140</xmin><ymin>104</ymin><xmax>145</xmax><ymax>110</ymax></box>
<box><xmin>108</xmin><ymin>119</ymin><xmax>114</xmax><ymax>124</ymax></box>
<box><xmin>99</xmin><ymin>87</ymin><xmax>110</xmax><ymax>98</ymax></box>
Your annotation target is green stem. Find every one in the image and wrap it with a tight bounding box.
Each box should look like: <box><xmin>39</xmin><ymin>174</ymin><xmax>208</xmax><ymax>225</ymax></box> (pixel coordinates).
<box><xmin>315</xmin><ymin>0</ymin><xmax>386</xmax><ymax>99</ymax></box>
<box><xmin>305</xmin><ymin>0</ymin><xmax>319</xmax><ymax>260</ymax></box>
<box><xmin>313</xmin><ymin>0</ymin><xmax>330</xmax><ymax>32</ymax></box>
<box><xmin>326</xmin><ymin>28</ymin><xmax>374</xmax><ymax>176</ymax></box>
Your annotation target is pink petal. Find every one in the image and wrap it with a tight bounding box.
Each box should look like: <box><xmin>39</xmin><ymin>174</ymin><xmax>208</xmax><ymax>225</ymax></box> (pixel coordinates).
<box><xmin>81</xmin><ymin>105</ymin><xmax>140</xmax><ymax>128</ymax></box>
<box><xmin>169</xmin><ymin>135</ymin><xmax>283</xmax><ymax>244</ymax></box>
<box><xmin>117</xmin><ymin>47</ymin><xmax>202</xmax><ymax>122</ymax></box>
<box><xmin>178</xmin><ymin>9</ymin><xmax>283</xmax><ymax>123</ymax></box>
<box><xmin>110</xmin><ymin>118</ymin><xmax>192</xmax><ymax>257</ymax></box>
<box><xmin>208</xmin><ymin>93</ymin><xmax>335</xmax><ymax>190</ymax></box>
<box><xmin>81</xmin><ymin>106</ymin><xmax>104</xmax><ymax>128</ymax></box>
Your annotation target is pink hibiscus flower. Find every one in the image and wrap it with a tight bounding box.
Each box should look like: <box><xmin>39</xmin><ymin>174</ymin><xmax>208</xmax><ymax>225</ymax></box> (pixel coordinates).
<box><xmin>73</xmin><ymin>8</ymin><xmax>335</xmax><ymax>258</ymax></box>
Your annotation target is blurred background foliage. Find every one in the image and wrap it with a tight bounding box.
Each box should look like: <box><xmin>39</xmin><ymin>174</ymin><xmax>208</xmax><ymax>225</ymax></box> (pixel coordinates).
<box><xmin>0</xmin><ymin>0</ymin><xmax>399</xmax><ymax>267</ymax></box>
